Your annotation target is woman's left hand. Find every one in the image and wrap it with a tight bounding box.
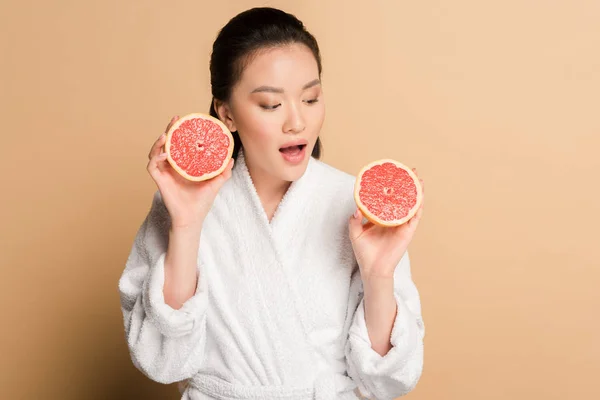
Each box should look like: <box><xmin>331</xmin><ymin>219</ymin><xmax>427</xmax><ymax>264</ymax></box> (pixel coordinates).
<box><xmin>349</xmin><ymin>169</ymin><xmax>424</xmax><ymax>280</ymax></box>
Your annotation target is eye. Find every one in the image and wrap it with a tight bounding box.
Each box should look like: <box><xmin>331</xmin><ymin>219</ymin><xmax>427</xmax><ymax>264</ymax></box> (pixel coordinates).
<box><xmin>260</xmin><ymin>103</ymin><xmax>281</xmax><ymax>110</ymax></box>
<box><xmin>304</xmin><ymin>98</ymin><xmax>319</xmax><ymax>105</ymax></box>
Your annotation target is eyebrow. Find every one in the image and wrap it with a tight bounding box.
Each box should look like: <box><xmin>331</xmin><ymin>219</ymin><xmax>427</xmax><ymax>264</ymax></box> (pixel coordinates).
<box><xmin>251</xmin><ymin>79</ymin><xmax>321</xmax><ymax>94</ymax></box>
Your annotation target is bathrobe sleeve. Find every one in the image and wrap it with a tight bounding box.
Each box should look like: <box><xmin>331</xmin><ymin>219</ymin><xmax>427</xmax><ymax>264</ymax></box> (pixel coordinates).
<box><xmin>118</xmin><ymin>191</ymin><xmax>208</xmax><ymax>384</ymax></box>
<box><xmin>345</xmin><ymin>251</ymin><xmax>425</xmax><ymax>400</ymax></box>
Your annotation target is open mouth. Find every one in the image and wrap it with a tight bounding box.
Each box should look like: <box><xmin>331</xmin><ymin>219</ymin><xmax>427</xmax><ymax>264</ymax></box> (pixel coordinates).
<box><xmin>279</xmin><ymin>143</ymin><xmax>308</xmax><ymax>164</ymax></box>
<box><xmin>279</xmin><ymin>144</ymin><xmax>307</xmax><ymax>153</ymax></box>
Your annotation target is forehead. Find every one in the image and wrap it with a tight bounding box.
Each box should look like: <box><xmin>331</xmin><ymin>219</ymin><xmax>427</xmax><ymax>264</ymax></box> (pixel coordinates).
<box><xmin>237</xmin><ymin>43</ymin><xmax>319</xmax><ymax>90</ymax></box>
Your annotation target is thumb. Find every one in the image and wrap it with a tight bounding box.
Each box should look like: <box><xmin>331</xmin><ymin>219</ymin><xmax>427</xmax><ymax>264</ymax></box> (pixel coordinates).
<box><xmin>220</xmin><ymin>158</ymin><xmax>235</xmax><ymax>182</ymax></box>
<box><xmin>209</xmin><ymin>158</ymin><xmax>234</xmax><ymax>189</ymax></box>
<box><xmin>348</xmin><ymin>208</ymin><xmax>365</xmax><ymax>241</ymax></box>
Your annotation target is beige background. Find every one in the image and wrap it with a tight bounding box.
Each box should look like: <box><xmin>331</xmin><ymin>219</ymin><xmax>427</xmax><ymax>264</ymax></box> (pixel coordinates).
<box><xmin>1</xmin><ymin>0</ymin><xmax>598</xmax><ymax>399</ymax></box>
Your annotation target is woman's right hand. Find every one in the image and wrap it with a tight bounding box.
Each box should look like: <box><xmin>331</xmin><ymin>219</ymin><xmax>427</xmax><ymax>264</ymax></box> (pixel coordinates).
<box><xmin>146</xmin><ymin>115</ymin><xmax>234</xmax><ymax>229</ymax></box>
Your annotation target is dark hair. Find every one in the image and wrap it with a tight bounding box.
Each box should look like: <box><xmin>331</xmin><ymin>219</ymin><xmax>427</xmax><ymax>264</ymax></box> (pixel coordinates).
<box><xmin>208</xmin><ymin>7</ymin><xmax>323</xmax><ymax>160</ymax></box>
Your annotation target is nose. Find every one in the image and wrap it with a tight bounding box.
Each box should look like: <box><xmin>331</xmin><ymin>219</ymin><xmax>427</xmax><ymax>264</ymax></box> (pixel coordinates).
<box><xmin>283</xmin><ymin>101</ymin><xmax>305</xmax><ymax>134</ymax></box>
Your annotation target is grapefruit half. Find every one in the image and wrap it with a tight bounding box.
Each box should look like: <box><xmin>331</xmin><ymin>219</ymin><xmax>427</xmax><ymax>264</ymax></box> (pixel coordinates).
<box><xmin>354</xmin><ymin>159</ymin><xmax>423</xmax><ymax>227</ymax></box>
<box><xmin>165</xmin><ymin>113</ymin><xmax>234</xmax><ymax>181</ymax></box>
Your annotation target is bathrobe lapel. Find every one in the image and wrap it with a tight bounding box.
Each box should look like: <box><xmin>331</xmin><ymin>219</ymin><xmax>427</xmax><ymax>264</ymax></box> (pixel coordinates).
<box><xmin>229</xmin><ymin>151</ymin><xmax>319</xmax><ymax>382</ymax></box>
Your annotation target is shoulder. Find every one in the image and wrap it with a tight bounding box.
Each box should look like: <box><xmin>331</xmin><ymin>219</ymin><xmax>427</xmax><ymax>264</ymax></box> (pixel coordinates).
<box><xmin>308</xmin><ymin>157</ymin><xmax>357</xmax><ymax>214</ymax></box>
<box><xmin>310</xmin><ymin>157</ymin><xmax>356</xmax><ymax>184</ymax></box>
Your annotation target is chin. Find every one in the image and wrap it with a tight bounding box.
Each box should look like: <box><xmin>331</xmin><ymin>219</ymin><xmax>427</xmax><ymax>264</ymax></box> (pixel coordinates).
<box><xmin>278</xmin><ymin>158</ymin><xmax>310</xmax><ymax>182</ymax></box>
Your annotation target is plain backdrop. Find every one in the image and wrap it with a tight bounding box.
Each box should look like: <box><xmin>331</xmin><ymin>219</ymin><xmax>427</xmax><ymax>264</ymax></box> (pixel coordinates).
<box><xmin>1</xmin><ymin>0</ymin><xmax>599</xmax><ymax>399</ymax></box>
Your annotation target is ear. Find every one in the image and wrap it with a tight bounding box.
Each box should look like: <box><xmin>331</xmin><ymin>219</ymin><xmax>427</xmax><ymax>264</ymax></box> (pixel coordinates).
<box><xmin>214</xmin><ymin>99</ymin><xmax>237</xmax><ymax>132</ymax></box>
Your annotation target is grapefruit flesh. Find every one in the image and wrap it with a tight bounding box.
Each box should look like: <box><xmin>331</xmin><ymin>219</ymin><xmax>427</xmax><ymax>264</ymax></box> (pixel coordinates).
<box><xmin>165</xmin><ymin>113</ymin><xmax>234</xmax><ymax>181</ymax></box>
<box><xmin>354</xmin><ymin>159</ymin><xmax>423</xmax><ymax>227</ymax></box>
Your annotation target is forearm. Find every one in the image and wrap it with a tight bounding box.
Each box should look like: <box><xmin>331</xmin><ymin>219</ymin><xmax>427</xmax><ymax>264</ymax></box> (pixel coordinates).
<box><xmin>362</xmin><ymin>276</ymin><xmax>398</xmax><ymax>356</ymax></box>
<box><xmin>163</xmin><ymin>224</ymin><xmax>202</xmax><ymax>309</ymax></box>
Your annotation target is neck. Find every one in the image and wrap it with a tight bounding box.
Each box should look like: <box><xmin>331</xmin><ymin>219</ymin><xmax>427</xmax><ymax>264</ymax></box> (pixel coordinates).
<box><xmin>244</xmin><ymin>156</ymin><xmax>291</xmax><ymax>221</ymax></box>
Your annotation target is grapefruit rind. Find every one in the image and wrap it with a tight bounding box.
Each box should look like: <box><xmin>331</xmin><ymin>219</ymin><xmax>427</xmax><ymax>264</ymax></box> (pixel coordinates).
<box><xmin>354</xmin><ymin>159</ymin><xmax>423</xmax><ymax>227</ymax></box>
<box><xmin>164</xmin><ymin>113</ymin><xmax>234</xmax><ymax>182</ymax></box>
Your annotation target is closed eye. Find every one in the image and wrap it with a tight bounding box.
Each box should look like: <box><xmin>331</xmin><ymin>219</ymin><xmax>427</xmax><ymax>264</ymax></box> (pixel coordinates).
<box><xmin>304</xmin><ymin>98</ymin><xmax>319</xmax><ymax>104</ymax></box>
<box><xmin>260</xmin><ymin>104</ymin><xmax>281</xmax><ymax>110</ymax></box>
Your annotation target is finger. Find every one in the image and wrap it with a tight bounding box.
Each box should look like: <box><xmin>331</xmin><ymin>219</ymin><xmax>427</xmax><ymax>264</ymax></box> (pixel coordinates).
<box><xmin>165</xmin><ymin>115</ymin><xmax>179</xmax><ymax>134</ymax></box>
<box><xmin>407</xmin><ymin>203</ymin><xmax>423</xmax><ymax>228</ymax></box>
<box><xmin>412</xmin><ymin>167</ymin><xmax>424</xmax><ymax>191</ymax></box>
<box><xmin>209</xmin><ymin>158</ymin><xmax>235</xmax><ymax>189</ymax></box>
<box><xmin>148</xmin><ymin>134</ymin><xmax>167</xmax><ymax>160</ymax></box>
<box><xmin>349</xmin><ymin>208</ymin><xmax>376</xmax><ymax>239</ymax></box>
<box><xmin>362</xmin><ymin>220</ymin><xmax>375</xmax><ymax>231</ymax></box>
<box><xmin>348</xmin><ymin>208</ymin><xmax>363</xmax><ymax>240</ymax></box>
<box><xmin>219</xmin><ymin>159</ymin><xmax>235</xmax><ymax>181</ymax></box>
<box><xmin>149</xmin><ymin>115</ymin><xmax>178</xmax><ymax>160</ymax></box>
<box><xmin>147</xmin><ymin>151</ymin><xmax>169</xmax><ymax>178</ymax></box>
<box><xmin>414</xmin><ymin>204</ymin><xmax>423</xmax><ymax>221</ymax></box>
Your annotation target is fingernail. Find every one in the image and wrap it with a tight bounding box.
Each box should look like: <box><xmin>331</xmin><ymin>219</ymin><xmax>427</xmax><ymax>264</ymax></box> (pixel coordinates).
<box><xmin>354</xmin><ymin>209</ymin><xmax>360</xmax><ymax>219</ymax></box>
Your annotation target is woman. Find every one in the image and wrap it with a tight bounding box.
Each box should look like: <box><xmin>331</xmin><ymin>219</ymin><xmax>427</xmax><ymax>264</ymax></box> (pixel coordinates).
<box><xmin>119</xmin><ymin>7</ymin><xmax>425</xmax><ymax>400</ymax></box>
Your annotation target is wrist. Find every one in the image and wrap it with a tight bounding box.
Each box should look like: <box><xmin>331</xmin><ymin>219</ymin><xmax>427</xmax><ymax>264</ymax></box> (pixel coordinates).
<box><xmin>168</xmin><ymin>223</ymin><xmax>203</xmax><ymax>245</ymax></box>
<box><xmin>361</xmin><ymin>268</ymin><xmax>395</xmax><ymax>284</ymax></box>
<box><xmin>170</xmin><ymin>217</ymin><xmax>205</xmax><ymax>232</ymax></box>
<box><xmin>362</xmin><ymin>276</ymin><xmax>394</xmax><ymax>294</ymax></box>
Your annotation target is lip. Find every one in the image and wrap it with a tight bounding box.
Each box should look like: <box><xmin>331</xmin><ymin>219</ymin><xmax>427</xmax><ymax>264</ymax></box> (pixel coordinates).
<box><xmin>279</xmin><ymin>144</ymin><xmax>307</xmax><ymax>164</ymax></box>
<box><xmin>279</xmin><ymin>139</ymin><xmax>309</xmax><ymax>150</ymax></box>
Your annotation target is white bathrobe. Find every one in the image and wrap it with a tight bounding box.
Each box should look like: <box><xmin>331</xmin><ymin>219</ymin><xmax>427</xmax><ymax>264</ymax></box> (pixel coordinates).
<box><xmin>118</xmin><ymin>150</ymin><xmax>425</xmax><ymax>400</ymax></box>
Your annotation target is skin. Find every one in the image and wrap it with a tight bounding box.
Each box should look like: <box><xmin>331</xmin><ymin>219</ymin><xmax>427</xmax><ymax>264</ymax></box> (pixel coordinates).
<box><xmin>215</xmin><ymin>43</ymin><xmax>325</xmax><ymax>220</ymax></box>
<box><xmin>146</xmin><ymin>43</ymin><xmax>425</xmax><ymax>357</ymax></box>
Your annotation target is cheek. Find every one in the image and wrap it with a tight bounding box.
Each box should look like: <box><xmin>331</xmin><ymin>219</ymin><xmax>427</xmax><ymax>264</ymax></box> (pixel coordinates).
<box><xmin>308</xmin><ymin>103</ymin><xmax>326</xmax><ymax>132</ymax></box>
<box><xmin>236</xmin><ymin>106</ymin><xmax>280</xmax><ymax>146</ymax></box>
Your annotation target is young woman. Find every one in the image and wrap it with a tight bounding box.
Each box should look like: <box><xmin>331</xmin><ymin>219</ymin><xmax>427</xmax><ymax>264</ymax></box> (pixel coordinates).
<box><xmin>119</xmin><ymin>7</ymin><xmax>425</xmax><ymax>400</ymax></box>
